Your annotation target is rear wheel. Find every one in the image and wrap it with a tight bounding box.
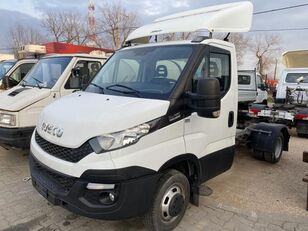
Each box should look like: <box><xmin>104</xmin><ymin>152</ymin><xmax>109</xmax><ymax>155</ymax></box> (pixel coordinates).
<box><xmin>143</xmin><ymin>169</ymin><xmax>190</xmax><ymax>231</ymax></box>
<box><xmin>264</xmin><ymin>133</ymin><xmax>284</xmax><ymax>163</ymax></box>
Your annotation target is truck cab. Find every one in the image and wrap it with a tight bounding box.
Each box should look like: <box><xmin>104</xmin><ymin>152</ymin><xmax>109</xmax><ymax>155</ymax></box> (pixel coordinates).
<box><xmin>29</xmin><ymin>2</ymin><xmax>288</xmax><ymax>230</ymax></box>
<box><xmin>0</xmin><ymin>59</ymin><xmax>37</xmax><ymax>90</ymax></box>
<box><xmin>276</xmin><ymin>50</ymin><xmax>308</xmax><ymax>105</ymax></box>
<box><xmin>238</xmin><ymin>70</ymin><xmax>268</xmax><ymax>104</ymax></box>
<box><xmin>0</xmin><ymin>54</ymin><xmax>107</xmax><ymax>149</ymax></box>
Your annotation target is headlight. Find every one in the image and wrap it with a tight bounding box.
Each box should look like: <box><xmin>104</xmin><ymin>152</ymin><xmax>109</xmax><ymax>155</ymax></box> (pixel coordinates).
<box><xmin>0</xmin><ymin>113</ymin><xmax>16</xmax><ymax>126</ymax></box>
<box><xmin>90</xmin><ymin>118</ymin><xmax>160</xmax><ymax>153</ymax></box>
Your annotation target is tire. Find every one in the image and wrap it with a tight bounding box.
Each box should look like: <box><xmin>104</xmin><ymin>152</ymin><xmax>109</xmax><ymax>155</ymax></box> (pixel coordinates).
<box><xmin>143</xmin><ymin>169</ymin><xmax>190</xmax><ymax>231</ymax></box>
<box><xmin>252</xmin><ymin>150</ymin><xmax>264</xmax><ymax>160</ymax></box>
<box><xmin>264</xmin><ymin>133</ymin><xmax>284</xmax><ymax>163</ymax></box>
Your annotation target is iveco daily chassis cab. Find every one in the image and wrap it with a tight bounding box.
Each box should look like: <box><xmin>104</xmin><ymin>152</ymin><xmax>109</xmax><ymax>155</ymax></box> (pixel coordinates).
<box><xmin>30</xmin><ymin>2</ymin><xmax>289</xmax><ymax>230</ymax></box>
<box><xmin>0</xmin><ymin>54</ymin><xmax>106</xmax><ymax>149</ymax></box>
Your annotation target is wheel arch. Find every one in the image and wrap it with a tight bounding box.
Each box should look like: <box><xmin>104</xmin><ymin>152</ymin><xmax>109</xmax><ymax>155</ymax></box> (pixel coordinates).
<box><xmin>158</xmin><ymin>154</ymin><xmax>201</xmax><ymax>183</ymax></box>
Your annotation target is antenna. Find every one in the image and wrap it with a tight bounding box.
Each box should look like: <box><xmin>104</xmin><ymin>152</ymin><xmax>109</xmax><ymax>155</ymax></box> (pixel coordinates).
<box><xmin>87</xmin><ymin>0</ymin><xmax>97</xmax><ymax>46</ymax></box>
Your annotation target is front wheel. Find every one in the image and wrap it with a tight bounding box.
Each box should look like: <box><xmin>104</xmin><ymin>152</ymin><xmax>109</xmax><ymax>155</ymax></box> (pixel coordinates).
<box><xmin>143</xmin><ymin>169</ymin><xmax>190</xmax><ymax>231</ymax></box>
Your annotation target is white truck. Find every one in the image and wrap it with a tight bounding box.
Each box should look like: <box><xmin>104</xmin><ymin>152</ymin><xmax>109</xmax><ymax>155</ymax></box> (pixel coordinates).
<box><xmin>29</xmin><ymin>2</ymin><xmax>290</xmax><ymax>230</ymax></box>
<box><xmin>238</xmin><ymin>70</ymin><xmax>268</xmax><ymax>104</ymax></box>
<box><xmin>0</xmin><ymin>59</ymin><xmax>37</xmax><ymax>90</ymax></box>
<box><xmin>0</xmin><ymin>54</ymin><xmax>106</xmax><ymax>149</ymax></box>
<box><xmin>254</xmin><ymin>50</ymin><xmax>308</xmax><ymax>137</ymax></box>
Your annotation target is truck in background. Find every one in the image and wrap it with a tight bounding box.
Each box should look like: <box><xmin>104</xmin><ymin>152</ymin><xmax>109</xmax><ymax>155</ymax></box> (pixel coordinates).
<box><xmin>0</xmin><ymin>54</ymin><xmax>107</xmax><ymax>149</ymax></box>
<box><xmin>29</xmin><ymin>2</ymin><xmax>289</xmax><ymax>231</ymax></box>
<box><xmin>238</xmin><ymin>69</ymin><xmax>268</xmax><ymax>104</ymax></box>
<box><xmin>251</xmin><ymin>50</ymin><xmax>308</xmax><ymax>137</ymax></box>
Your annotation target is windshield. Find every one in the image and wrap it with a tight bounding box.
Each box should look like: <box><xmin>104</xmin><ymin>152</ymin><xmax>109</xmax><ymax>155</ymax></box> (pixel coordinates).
<box><xmin>86</xmin><ymin>45</ymin><xmax>193</xmax><ymax>99</ymax></box>
<box><xmin>22</xmin><ymin>57</ymin><xmax>72</xmax><ymax>89</ymax></box>
<box><xmin>0</xmin><ymin>61</ymin><xmax>16</xmax><ymax>78</ymax></box>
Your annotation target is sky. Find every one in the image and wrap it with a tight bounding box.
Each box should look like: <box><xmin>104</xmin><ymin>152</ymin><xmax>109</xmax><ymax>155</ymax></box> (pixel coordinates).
<box><xmin>0</xmin><ymin>0</ymin><xmax>308</xmax><ymax>71</ymax></box>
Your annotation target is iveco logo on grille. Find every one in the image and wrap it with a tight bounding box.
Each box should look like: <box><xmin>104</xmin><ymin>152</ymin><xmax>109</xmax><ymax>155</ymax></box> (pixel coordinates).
<box><xmin>41</xmin><ymin>123</ymin><xmax>63</xmax><ymax>138</ymax></box>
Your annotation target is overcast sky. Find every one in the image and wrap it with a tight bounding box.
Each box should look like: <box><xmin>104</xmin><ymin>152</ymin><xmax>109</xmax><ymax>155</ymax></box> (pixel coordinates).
<box><xmin>0</xmin><ymin>0</ymin><xmax>307</xmax><ymax>71</ymax></box>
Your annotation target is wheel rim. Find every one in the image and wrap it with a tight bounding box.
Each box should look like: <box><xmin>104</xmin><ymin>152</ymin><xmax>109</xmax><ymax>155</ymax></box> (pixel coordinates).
<box><xmin>274</xmin><ymin>136</ymin><xmax>283</xmax><ymax>159</ymax></box>
<box><xmin>160</xmin><ymin>184</ymin><xmax>185</xmax><ymax>223</ymax></box>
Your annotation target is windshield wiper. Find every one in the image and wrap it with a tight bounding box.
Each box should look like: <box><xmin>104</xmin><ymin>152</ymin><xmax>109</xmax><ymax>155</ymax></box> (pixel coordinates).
<box><xmin>106</xmin><ymin>84</ymin><xmax>141</xmax><ymax>97</ymax></box>
<box><xmin>31</xmin><ymin>77</ymin><xmax>42</xmax><ymax>89</ymax></box>
<box><xmin>90</xmin><ymin>83</ymin><xmax>104</xmax><ymax>94</ymax></box>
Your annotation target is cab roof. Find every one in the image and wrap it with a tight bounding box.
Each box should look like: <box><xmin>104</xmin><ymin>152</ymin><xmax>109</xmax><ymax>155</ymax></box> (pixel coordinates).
<box><xmin>42</xmin><ymin>53</ymin><xmax>108</xmax><ymax>59</ymax></box>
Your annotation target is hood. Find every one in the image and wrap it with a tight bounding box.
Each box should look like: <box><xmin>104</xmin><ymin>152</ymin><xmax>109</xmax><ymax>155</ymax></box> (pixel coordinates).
<box><xmin>0</xmin><ymin>86</ymin><xmax>51</xmax><ymax>111</ymax></box>
<box><xmin>282</xmin><ymin>50</ymin><xmax>308</xmax><ymax>68</ymax></box>
<box><xmin>37</xmin><ymin>92</ymin><xmax>170</xmax><ymax>148</ymax></box>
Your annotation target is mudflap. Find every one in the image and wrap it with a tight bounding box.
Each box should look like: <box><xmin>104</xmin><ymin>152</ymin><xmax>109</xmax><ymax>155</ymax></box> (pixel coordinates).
<box><xmin>249</xmin><ymin>122</ymin><xmax>290</xmax><ymax>153</ymax></box>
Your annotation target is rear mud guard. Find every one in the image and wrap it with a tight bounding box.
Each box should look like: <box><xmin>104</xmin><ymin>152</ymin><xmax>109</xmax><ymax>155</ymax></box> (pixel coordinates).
<box><xmin>249</xmin><ymin>123</ymin><xmax>290</xmax><ymax>153</ymax></box>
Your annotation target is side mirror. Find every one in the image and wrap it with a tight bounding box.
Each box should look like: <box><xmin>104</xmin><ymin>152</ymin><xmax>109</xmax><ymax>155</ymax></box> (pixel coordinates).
<box><xmin>2</xmin><ymin>76</ymin><xmax>19</xmax><ymax>89</ymax></box>
<box><xmin>71</xmin><ymin>67</ymin><xmax>81</xmax><ymax>77</ymax></box>
<box><xmin>259</xmin><ymin>83</ymin><xmax>267</xmax><ymax>91</ymax></box>
<box><xmin>186</xmin><ymin>78</ymin><xmax>221</xmax><ymax>118</ymax></box>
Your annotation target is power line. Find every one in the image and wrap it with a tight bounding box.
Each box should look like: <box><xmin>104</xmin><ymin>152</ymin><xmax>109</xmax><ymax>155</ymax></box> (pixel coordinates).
<box><xmin>251</xmin><ymin>27</ymin><xmax>308</xmax><ymax>32</ymax></box>
<box><xmin>254</xmin><ymin>3</ymin><xmax>308</xmax><ymax>15</ymax></box>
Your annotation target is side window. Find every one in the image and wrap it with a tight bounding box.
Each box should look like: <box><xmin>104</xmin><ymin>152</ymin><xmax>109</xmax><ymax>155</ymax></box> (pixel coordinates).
<box><xmin>192</xmin><ymin>56</ymin><xmax>208</xmax><ymax>92</ymax></box>
<box><xmin>209</xmin><ymin>52</ymin><xmax>230</xmax><ymax>94</ymax></box>
<box><xmin>116</xmin><ymin>59</ymin><xmax>139</xmax><ymax>82</ymax></box>
<box><xmin>10</xmin><ymin>63</ymin><xmax>35</xmax><ymax>82</ymax></box>
<box><xmin>65</xmin><ymin>60</ymin><xmax>101</xmax><ymax>89</ymax></box>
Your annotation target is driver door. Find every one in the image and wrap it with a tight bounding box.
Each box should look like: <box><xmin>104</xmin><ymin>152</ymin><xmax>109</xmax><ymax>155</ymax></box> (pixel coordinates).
<box><xmin>184</xmin><ymin>45</ymin><xmax>237</xmax><ymax>182</ymax></box>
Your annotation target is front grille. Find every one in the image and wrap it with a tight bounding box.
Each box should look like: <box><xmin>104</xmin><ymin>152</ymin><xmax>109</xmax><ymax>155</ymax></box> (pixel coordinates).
<box><xmin>35</xmin><ymin>132</ymin><xmax>93</xmax><ymax>163</ymax></box>
<box><xmin>32</xmin><ymin>156</ymin><xmax>77</xmax><ymax>192</ymax></box>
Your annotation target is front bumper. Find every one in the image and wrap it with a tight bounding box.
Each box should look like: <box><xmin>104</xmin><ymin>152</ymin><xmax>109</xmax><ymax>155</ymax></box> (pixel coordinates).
<box><xmin>0</xmin><ymin>126</ymin><xmax>34</xmax><ymax>149</ymax></box>
<box><xmin>30</xmin><ymin>154</ymin><xmax>161</xmax><ymax>220</ymax></box>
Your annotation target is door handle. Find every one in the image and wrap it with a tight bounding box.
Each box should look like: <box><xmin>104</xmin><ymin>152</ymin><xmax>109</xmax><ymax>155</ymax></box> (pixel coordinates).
<box><xmin>228</xmin><ymin>111</ymin><xmax>234</xmax><ymax>127</ymax></box>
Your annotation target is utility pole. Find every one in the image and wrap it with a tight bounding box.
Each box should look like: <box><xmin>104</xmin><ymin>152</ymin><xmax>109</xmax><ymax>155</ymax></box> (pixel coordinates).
<box><xmin>87</xmin><ymin>0</ymin><xmax>97</xmax><ymax>47</ymax></box>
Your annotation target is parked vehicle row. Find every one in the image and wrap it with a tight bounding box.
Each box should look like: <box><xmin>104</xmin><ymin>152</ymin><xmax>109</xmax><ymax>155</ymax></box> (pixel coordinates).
<box><xmin>8</xmin><ymin>2</ymin><xmax>289</xmax><ymax>231</ymax></box>
<box><xmin>0</xmin><ymin>1</ymin><xmax>301</xmax><ymax>231</ymax></box>
<box><xmin>0</xmin><ymin>54</ymin><xmax>107</xmax><ymax>149</ymax></box>
<box><xmin>250</xmin><ymin>50</ymin><xmax>308</xmax><ymax>137</ymax></box>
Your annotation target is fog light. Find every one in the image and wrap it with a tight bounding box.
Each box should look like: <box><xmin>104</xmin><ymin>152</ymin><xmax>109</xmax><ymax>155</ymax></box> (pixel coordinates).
<box><xmin>109</xmin><ymin>193</ymin><xmax>115</xmax><ymax>202</ymax></box>
<box><xmin>87</xmin><ymin>183</ymin><xmax>115</xmax><ymax>190</ymax></box>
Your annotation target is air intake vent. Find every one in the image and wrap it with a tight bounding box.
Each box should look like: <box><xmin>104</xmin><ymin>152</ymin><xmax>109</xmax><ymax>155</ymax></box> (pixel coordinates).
<box><xmin>8</xmin><ymin>88</ymin><xmax>31</xmax><ymax>96</ymax></box>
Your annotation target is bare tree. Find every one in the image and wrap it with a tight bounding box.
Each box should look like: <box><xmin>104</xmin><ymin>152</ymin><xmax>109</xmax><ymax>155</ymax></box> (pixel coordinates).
<box><xmin>97</xmin><ymin>2</ymin><xmax>138</xmax><ymax>49</ymax></box>
<box><xmin>8</xmin><ymin>24</ymin><xmax>45</xmax><ymax>55</ymax></box>
<box><xmin>250</xmin><ymin>33</ymin><xmax>281</xmax><ymax>78</ymax></box>
<box><xmin>42</xmin><ymin>12</ymin><xmax>87</xmax><ymax>44</ymax></box>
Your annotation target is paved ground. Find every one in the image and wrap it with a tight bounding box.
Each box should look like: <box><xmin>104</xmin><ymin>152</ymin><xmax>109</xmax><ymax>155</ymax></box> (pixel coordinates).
<box><xmin>0</xmin><ymin>130</ymin><xmax>307</xmax><ymax>231</ymax></box>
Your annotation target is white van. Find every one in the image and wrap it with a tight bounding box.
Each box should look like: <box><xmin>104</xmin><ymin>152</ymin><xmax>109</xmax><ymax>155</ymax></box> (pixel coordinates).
<box><xmin>0</xmin><ymin>59</ymin><xmax>37</xmax><ymax>90</ymax></box>
<box><xmin>29</xmin><ymin>2</ymin><xmax>289</xmax><ymax>230</ymax></box>
<box><xmin>276</xmin><ymin>50</ymin><xmax>308</xmax><ymax>105</ymax></box>
<box><xmin>0</xmin><ymin>54</ymin><xmax>107</xmax><ymax>148</ymax></box>
<box><xmin>238</xmin><ymin>70</ymin><xmax>268</xmax><ymax>104</ymax></box>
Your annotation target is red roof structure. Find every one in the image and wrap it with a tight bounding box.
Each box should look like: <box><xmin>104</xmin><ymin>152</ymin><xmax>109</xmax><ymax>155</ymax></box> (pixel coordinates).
<box><xmin>44</xmin><ymin>42</ymin><xmax>113</xmax><ymax>54</ymax></box>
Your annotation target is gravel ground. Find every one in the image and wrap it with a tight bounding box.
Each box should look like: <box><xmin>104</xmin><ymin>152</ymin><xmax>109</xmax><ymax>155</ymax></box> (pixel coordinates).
<box><xmin>0</xmin><ymin>130</ymin><xmax>307</xmax><ymax>231</ymax></box>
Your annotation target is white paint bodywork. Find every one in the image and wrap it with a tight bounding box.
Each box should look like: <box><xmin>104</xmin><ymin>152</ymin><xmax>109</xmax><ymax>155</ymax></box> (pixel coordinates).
<box><xmin>0</xmin><ymin>54</ymin><xmax>106</xmax><ymax>128</ymax></box>
<box><xmin>31</xmin><ymin>39</ymin><xmax>238</xmax><ymax>177</ymax></box>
